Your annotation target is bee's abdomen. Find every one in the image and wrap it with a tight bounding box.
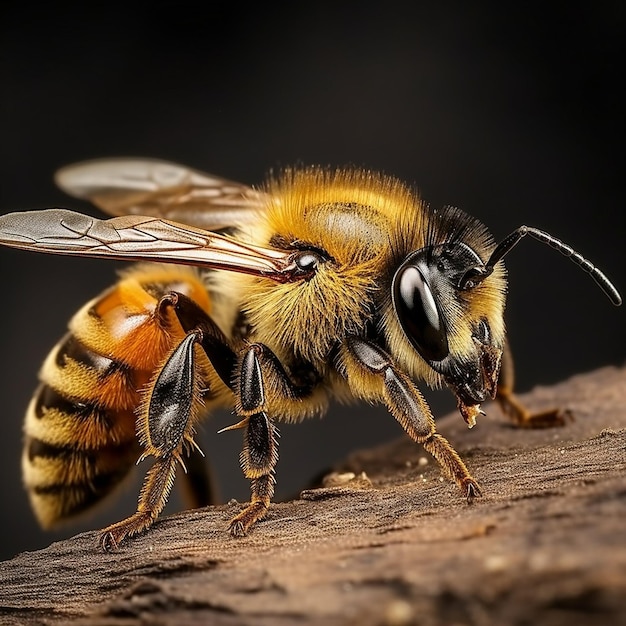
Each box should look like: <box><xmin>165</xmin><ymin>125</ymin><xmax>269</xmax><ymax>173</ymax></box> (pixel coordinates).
<box><xmin>22</xmin><ymin>265</ymin><xmax>213</xmax><ymax>527</ymax></box>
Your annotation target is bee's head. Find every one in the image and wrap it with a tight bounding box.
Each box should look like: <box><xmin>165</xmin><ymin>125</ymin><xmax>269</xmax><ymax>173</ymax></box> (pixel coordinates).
<box><xmin>391</xmin><ymin>236</ymin><xmax>506</xmax><ymax>423</ymax></box>
<box><xmin>391</xmin><ymin>211</ymin><xmax>621</xmax><ymax>425</ymax></box>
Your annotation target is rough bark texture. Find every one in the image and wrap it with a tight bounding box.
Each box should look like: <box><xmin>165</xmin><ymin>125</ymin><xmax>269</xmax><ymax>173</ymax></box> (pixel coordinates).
<box><xmin>1</xmin><ymin>365</ymin><xmax>625</xmax><ymax>626</ymax></box>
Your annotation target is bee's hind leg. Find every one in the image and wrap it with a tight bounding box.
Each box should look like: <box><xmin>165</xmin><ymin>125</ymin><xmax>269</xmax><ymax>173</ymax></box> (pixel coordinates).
<box><xmin>100</xmin><ymin>292</ymin><xmax>237</xmax><ymax>551</ymax></box>
<box><xmin>100</xmin><ymin>330</ymin><xmax>204</xmax><ymax>551</ymax></box>
<box><xmin>496</xmin><ymin>341</ymin><xmax>572</xmax><ymax>428</ymax></box>
<box><xmin>160</xmin><ymin>291</ymin><xmax>236</xmax><ymax>510</ymax></box>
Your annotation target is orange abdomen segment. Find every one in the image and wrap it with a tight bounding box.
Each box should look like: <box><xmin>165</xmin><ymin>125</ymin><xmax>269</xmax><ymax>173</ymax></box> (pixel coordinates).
<box><xmin>22</xmin><ymin>264</ymin><xmax>212</xmax><ymax>527</ymax></box>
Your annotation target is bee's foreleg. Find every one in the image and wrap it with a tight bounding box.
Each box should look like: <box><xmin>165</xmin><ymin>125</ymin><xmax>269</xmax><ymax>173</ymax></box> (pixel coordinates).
<box><xmin>229</xmin><ymin>346</ymin><xmax>279</xmax><ymax>537</ymax></box>
<box><xmin>496</xmin><ymin>340</ymin><xmax>572</xmax><ymax>428</ymax></box>
<box><xmin>345</xmin><ymin>336</ymin><xmax>481</xmax><ymax>500</ymax></box>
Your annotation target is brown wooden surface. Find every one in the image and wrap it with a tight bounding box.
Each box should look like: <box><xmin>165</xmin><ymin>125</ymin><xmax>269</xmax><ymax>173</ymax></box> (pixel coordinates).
<box><xmin>1</xmin><ymin>365</ymin><xmax>625</xmax><ymax>626</ymax></box>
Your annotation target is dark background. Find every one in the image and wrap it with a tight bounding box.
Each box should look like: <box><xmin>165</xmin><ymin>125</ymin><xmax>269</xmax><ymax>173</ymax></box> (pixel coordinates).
<box><xmin>0</xmin><ymin>3</ymin><xmax>623</xmax><ymax>562</ymax></box>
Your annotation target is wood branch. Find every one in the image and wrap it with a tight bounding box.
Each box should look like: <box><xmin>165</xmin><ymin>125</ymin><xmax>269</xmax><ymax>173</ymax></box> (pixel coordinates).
<box><xmin>1</xmin><ymin>365</ymin><xmax>625</xmax><ymax>626</ymax></box>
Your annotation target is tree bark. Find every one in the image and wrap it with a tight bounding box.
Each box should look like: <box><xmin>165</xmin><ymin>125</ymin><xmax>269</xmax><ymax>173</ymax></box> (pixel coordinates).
<box><xmin>1</xmin><ymin>365</ymin><xmax>625</xmax><ymax>626</ymax></box>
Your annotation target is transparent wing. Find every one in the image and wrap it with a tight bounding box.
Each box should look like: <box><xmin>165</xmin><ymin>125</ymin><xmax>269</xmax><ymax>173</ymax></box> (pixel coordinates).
<box><xmin>0</xmin><ymin>209</ymin><xmax>308</xmax><ymax>283</ymax></box>
<box><xmin>54</xmin><ymin>157</ymin><xmax>268</xmax><ymax>230</ymax></box>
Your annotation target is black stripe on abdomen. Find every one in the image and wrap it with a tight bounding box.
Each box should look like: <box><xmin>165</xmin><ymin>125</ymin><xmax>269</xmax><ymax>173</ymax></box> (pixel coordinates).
<box><xmin>54</xmin><ymin>333</ymin><xmax>115</xmax><ymax>374</ymax></box>
<box><xmin>33</xmin><ymin>384</ymin><xmax>113</xmax><ymax>428</ymax></box>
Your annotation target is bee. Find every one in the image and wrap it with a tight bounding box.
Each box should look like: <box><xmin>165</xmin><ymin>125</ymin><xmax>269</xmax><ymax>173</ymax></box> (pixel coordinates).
<box><xmin>0</xmin><ymin>158</ymin><xmax>621</xmax><ymax>551</ymax></box>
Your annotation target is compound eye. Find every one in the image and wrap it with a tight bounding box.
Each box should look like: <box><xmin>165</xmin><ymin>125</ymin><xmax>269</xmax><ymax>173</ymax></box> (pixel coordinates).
<box><xmin>394</xmin><ymin>266</ymin><xmax>449</xmax><ymax>361</ymax></box>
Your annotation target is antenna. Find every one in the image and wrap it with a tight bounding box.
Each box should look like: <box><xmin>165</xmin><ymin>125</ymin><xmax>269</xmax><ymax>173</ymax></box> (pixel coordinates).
<box><xmin>484</xmin><ymin>226</ymin><xmax>622</xmax><ymax>306</ymax></box>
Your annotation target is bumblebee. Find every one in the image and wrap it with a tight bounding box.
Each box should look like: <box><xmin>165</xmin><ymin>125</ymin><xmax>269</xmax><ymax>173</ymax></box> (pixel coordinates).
<box><xmin>0</xmin><ymin>158</ymin><xmax>621</xmax><ymax>550</ymax></box>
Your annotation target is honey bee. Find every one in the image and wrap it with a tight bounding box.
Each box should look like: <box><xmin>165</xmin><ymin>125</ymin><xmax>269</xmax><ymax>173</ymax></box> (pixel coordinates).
<box><xmin>0</xmin><ymin>158</ymin><xmax>621</xmax><ymax>551</ymax></box>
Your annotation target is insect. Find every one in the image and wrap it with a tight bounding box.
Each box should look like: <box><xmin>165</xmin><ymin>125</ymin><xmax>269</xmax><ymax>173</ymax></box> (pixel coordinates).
<box><xmin>0</xmin><ymin>158</ymin><xmax>621</xmax><ymax>551</ymax></box>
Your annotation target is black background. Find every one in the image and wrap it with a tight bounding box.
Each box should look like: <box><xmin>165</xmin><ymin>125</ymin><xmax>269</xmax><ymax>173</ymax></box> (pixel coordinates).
<box><xmin>0</xmin><ymin>3</ymin><xmax>623</xmax><ymax>561</ymax></box>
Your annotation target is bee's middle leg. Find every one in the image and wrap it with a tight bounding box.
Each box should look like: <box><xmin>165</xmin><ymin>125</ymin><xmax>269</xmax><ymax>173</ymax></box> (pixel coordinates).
<box><xmin>227</xmin><ymin>343</ymin><xmax>318</xmax><ymax>536</ymax></box>
<box><xmin>229</xmin><ymin>346</ymin><xmax>280</xmax><ymax>537</ymax></box>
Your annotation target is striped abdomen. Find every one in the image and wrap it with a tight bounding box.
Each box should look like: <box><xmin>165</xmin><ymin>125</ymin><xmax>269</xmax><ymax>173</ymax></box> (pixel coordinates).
<box><xmin>22</xmin><ymin>264</ymin><xmax>214</xmax><ymax>527</ymax></box>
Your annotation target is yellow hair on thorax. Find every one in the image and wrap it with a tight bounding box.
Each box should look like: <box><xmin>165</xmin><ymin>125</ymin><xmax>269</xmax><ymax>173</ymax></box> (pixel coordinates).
<box><xmin>261</xmin><ymin>166</ymin><xmax>427</xmax><ymax>264</ymax></box>
<box><xmin>230</xmin><ymin>167</ymin><xmax>430</xmax><ymax>366</ymax></box>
